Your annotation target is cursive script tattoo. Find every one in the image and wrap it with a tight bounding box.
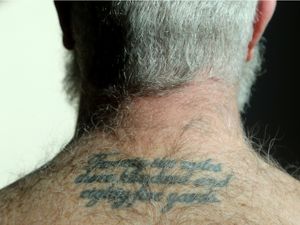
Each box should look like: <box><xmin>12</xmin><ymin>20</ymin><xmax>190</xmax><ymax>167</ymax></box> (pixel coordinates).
<box><xmin>74</xmin><ymin>151</ymin><xmax>233</xmax><ymax>213</ymax></box>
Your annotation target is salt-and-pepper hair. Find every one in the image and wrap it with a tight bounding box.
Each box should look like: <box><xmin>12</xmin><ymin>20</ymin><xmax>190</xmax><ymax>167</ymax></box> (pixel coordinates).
<box><xmin>67</xmin><ymin>1</ymin><xmax>260</xmax><ymax>111</ymax></box>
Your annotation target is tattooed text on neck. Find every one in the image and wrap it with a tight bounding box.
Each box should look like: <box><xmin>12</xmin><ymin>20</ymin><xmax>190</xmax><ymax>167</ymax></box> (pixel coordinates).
<box><xmin>74</xmin><ymin>151</ymin><xmax>233</xmax><ymax>213</ymax></box>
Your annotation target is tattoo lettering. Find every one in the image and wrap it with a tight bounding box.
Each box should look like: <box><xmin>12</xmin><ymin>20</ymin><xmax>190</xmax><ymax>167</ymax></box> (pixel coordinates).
<box><xmin>80</xmin><ymin>186</ymin><xmax>163</xmax><ymax>208</ymax></box>
<box><xmin>162</xmin><ymin>191</ymin><xmax>219</xmax><ymax>213</ymax></box>
<box><xmin>75</xmin><ymin>151</ymin><xmax>233</xmax><ymax>213</ymax></box>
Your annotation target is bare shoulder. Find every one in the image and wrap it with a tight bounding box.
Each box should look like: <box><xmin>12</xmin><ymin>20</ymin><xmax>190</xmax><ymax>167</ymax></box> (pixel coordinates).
<box><xmin>0</xmin><ymin>151</ymin><xmax>76</xmax><ymax>225</ymax></box>
<box><xmin>0</xmin><ymin>146</ymin><xmax>299</xmax><ymax>225</ymax></box>
<box><xmin>0</xmin><ymin>171</ymin><xmax>43</xmax><ymax>225</ymax></box>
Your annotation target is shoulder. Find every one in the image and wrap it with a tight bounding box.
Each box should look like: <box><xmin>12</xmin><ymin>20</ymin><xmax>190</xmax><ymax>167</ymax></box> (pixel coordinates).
<box><xmin>0</xmin><ymin>169</ymin><xmax>59</xmax><ymax>225</ymax></box>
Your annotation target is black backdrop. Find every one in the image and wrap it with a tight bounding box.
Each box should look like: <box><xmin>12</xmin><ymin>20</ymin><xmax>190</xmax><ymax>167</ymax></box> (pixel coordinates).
<box><xmin>244</xmin><ymin>1</ymin><xmax>300</xmax><ymax>176</ymax></box>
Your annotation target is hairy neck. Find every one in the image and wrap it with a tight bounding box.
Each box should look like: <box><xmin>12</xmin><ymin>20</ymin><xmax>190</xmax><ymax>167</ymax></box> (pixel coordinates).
<box><xmin>2</xmin><ymin>80</ymin><xmax>300</xmax><ymax>225</ymax></box>
<box><xmin>72</xmin><ymin>79</ymin><xmax>247</xmax><ymax>158</ymax></box>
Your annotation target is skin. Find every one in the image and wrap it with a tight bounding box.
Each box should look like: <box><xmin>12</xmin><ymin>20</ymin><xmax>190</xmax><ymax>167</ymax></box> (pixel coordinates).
<box><xmin>1</xmin><ymin>0</ymin><xmax>299</xmax><ymax>224</ymax></box>
<box><xmin>1</xmin><ymin>80</ymin><xmax>299</xmax><ymax>225</ymax></box>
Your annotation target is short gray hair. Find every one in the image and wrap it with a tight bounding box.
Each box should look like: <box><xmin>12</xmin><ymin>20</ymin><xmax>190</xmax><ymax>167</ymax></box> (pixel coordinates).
<box><xmin>67</xmin><ymin>1</ymin><xmax>260</xmax><ymax>111</ymax></box>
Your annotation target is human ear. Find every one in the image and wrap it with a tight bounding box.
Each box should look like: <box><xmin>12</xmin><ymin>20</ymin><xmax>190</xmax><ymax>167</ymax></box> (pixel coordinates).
<box><xmin>247</xmin><ymin>0</ymin><xmax>276</xmax><ymax>61</ymax></box>
<box><xmin>54</xmin><ymin>1</ymin><xmax>74</xmax><ymax>50</ymax></box>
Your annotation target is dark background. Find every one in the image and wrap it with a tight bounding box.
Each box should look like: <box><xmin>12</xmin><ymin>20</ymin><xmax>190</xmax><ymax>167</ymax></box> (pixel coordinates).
<box><xmin>244</xmin><ymin>1</ymin><xmax>300</xmax><ymax>176</ymax></box>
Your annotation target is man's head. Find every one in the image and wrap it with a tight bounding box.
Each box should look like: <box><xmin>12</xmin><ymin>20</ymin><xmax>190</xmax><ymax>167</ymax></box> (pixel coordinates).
<box><xmin>55</xmin><ymin>1</ymin><xmax>275</xmax><ymax>130</ymax></box>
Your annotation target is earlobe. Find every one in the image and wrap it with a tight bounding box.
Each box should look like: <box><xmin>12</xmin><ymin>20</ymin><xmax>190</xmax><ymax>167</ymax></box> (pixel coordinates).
<box><xmin>54</xmin><ymin>1</ymin><xmax>75</xmax><ymax>50</ymax></box>
<box><xmin>246</xmin><ymin>0</ymin><xmax>276</xmax><ymax>61</ymax></box>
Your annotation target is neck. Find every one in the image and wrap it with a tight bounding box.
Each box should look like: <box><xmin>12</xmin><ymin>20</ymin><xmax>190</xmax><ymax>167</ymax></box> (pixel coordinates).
<box><xmin>72</xmin><ymin>79</ymin><xmax>247</xmax><ymax>158</ymax></box>
<box><xmin>3</xmin><ymin>79</ymin><xmax>300</xmax><ymax>225</ymax></box>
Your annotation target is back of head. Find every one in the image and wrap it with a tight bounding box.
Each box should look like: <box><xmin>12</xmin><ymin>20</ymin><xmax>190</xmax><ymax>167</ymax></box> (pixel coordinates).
<box><xmin>65</xmin><ymin>1</ymin><xmax>260</xmax><ymax>116</ymax></box>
